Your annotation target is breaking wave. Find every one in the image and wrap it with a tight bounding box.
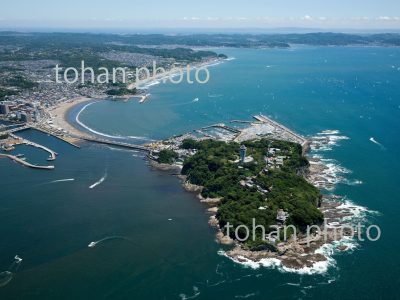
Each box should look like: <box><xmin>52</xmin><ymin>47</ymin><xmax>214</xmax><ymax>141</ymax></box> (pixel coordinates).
<box><xmin>310</xmin><ymin>130</ymin><xmax>350</xmax><ymax>152</ymax></box>
<box><xmin>217</xmin><ymin>250</ymin><xmax>335</xmax><ymax>275</ymax></box>
<box><xmin>336</xmin><ymin>198</ymin><xmax>380</xmax><ymax>223</ymax></box>
<box><xmin>76</xmin><ymin>102</ymin><xmax>150</xmax><ymax>141</ymax></box>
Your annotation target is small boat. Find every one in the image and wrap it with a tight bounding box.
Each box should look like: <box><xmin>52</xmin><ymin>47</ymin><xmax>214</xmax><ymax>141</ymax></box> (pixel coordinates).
<box><xmin>15</xmin><ymin>154</ymin><xmax>25</xmax><ymax>158</ymax></box>
<box><xmin>88</xmin><ymin>242</ymin><xmax>97</xmax><ymax>248</ymax></box>
<box><xmin>193</xmin><ymin>97</ymin><xmax>199</xmax><ymax>102</ymax></box>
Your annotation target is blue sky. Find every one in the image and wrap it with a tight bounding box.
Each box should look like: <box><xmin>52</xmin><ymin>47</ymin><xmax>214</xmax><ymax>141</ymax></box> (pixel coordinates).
<box><xmin>1</xmin><ymin>0</ymin><xmax>400</xmax><ymax>30</ymax></box>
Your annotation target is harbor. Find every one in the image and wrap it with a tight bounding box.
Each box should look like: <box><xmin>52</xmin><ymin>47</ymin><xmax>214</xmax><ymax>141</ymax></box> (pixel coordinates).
<box><xmin>2</xmin><ymin>112</ymin><xmax>309</xmax><ymax>171</ymax></box>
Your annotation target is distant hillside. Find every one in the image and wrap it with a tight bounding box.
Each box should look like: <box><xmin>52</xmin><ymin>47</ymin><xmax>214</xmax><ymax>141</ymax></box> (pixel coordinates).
<box><xmin>1</xmin><ymin>32</ymin><xmax>400</xmax><ymax>49</ymax></box>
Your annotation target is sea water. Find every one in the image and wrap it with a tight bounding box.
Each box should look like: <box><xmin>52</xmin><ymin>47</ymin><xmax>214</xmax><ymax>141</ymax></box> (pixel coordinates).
<box><xmin>0</xmin><ymin>46</ymin><xmax>399</xmax><ymax>299</ymax></box>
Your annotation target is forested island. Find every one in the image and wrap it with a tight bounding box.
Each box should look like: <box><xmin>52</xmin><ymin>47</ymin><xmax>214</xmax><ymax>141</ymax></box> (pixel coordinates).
<box><xmin>147</xmin><ymin>111</ymin><xmax>363</xmax><ymax>270</ymax></box>
<box><xmin>155</xmin><ymin>137</ymin><xmax>323</xmax><ymax>250</ymax></box>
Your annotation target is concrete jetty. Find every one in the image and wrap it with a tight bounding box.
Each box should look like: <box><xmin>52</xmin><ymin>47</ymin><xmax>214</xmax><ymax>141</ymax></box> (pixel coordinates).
<box><xmin>1</xmin><ymin>124</ymin><xmax>81</xmax><ymax>148</ymax></box>
<box><xmin>202</xmin><ymin>123</ymin><xmax>240</xmax><ymax>134</ymax></box>
<box><xmin>253</xmin><ymin>114</ymin><xmax>307</xmax><ymax>146</ymax></box>
<box><xmin>0</xmin><ymin>154</ymin><xmax>54</xmax><ymax>170</ymax></box>
<box><xmin>8</xmin><ymin>133</ymin><xmax>58</xmax><ymax>161</ymax></box>
<box><xmin>32</xmin><ymin>125</ymin><xmax>81</xmax><ymax>148</ymax></box>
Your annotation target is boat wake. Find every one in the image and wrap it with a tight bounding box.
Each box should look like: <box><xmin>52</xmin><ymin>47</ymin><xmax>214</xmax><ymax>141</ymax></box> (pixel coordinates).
<box><xmin>208</xmin><ymin>93</ymin><xmax>223</xmax><ymax>98</ymax></box>
<box><xmin>234</xmin><ymin>292</ymin><xmax>259</xmax><ymax>299</ymax></box>
<box><xmin>50</xmin><ymin>178</ymin><xmax>75</xmax><ymax>183</ymax></box>
<box><xmin>0</xmin><ymin>255</ymin><xmax>22</xmax><ymax>288</ymax></box>
<box><xmin>88</xmin><ymin>236</ymin><xmax>131</xmax><ymax>248</ymax></box>
<box><xmin>179</xmin><ymin>286</ymin><xmax>200</xmax><ymax>300</ymax></box>
<box><xmin>369</xmin><ymin>137</ymin><xmax>386</xmax><ymax>150</ymax></box>
<box><xmin>89</xmin><ymin>171</ymin><xmax>107</xmax><ymax>189</ymax></box>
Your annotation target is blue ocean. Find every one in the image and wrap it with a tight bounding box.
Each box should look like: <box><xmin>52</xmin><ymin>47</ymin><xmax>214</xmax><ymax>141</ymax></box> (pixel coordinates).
<box><xmin>1</xmin><ymin>46</ymin><xmax>399</xmax><ymax>299</ymax></box>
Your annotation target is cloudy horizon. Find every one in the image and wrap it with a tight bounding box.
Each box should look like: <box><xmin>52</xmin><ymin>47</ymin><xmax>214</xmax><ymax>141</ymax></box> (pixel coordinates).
<box><xmin>1</xmin><ymin>0</ymin><xmax>400</xmax><ymax>32</ymax></box>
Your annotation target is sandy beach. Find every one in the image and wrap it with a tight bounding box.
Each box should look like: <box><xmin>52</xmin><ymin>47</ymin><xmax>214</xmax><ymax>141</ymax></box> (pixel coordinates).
<box><xmin>49</xmin><ymin>97</ymin><xmax>96</xmax><ymax>138</ymax></box>
<box><xmin>128</xmin><ymin>57</ymin><xmax>223</xmax><ymax>90</ymax></box>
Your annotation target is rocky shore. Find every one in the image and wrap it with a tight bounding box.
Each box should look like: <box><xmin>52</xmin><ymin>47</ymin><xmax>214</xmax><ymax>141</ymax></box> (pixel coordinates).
<box><xmin>145</xmin><ymin>127</ymin><xmax>366</xmax><ymax>273</ymax></box>
<box><xmin>155</xmin><ymin>147</ymin><xmax>361</xmax><ymax>272</ymax></box>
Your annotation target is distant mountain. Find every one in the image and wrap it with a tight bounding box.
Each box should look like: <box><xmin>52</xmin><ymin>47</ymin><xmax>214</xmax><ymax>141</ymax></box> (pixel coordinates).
<box><xmin>1</xmin><ymin>32</ymin><xmax>400</xmax><ymax>48</ymax></box>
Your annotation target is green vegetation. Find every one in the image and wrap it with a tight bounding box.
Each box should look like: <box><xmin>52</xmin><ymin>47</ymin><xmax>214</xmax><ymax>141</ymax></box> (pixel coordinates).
<box><xmin>2</xmin><ymin>32</ymin><xmax>398</xmax><ymax>52</ymax></box>
<box><xmin>180</xmin><ymin>138</ymin><xmax>323</xmax><ymax>245</ymax></box>
<box><xmin>157</xmin><ymin>149</ymin><xmax>179</xmax><ymax>164</ymax></box>
<box><xmin>0</xmin><ymin>33</ymin><xmax>223</xmax><ymax>66</ymax></box>
<box><xmin>106</xmin><ymin>87</ymin><xmax>134</xmax><ymax>96</ymax></box>
<box><xmin>2</xmin><ymin>74</ymin><xmax>37</xmax><ymax>89</ymax></box>
<box><xmin>0</xmin><ymin>71</ymin><xmax>37</xmax><ymax>100</ymax></box>
<box><xmin>0</xmin><ymin>88</ymin><xmax>17</xmax><ymax>101</ymax></box>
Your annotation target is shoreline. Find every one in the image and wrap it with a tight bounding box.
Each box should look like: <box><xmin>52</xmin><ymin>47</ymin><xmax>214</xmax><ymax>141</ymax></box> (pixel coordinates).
<box><xmin>38</xmin><ymin>59</ymin><xmax>370</xmax><ymax>274</ymax></box>
<box><xmin>147</xmin><ymin>127</ymin><xmax>372</xmax><ymax>274</ymax></box>
<box><xmin>49</xmin><ymin>97</ymin><xmax>97</xmax><ymax>139</ymax></box>
<box><xmin>47</xmin><ymin>57</ymin><xmax>226</xmax><ymax>141</ymax></box>
<box><xmin>128</xmin><ymin>57</ymin><xmax>225</xmax><ymax>90</ymax></box>
<box><xmin>151</xmin><ymin>159</ymin><xmax>356</xmax><ymax>274</ymax></box>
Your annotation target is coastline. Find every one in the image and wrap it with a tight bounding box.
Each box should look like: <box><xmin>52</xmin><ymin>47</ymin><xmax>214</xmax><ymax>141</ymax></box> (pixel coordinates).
<box><xmin>146</xmin><ymin>126</ymin><xmax>374</xmax><ymax>274</ymax></box>
<box><xmin>151</xmin><ymin>159</ymin><xmax>351</xmax><ymax>273</ymax></box>
<box><xmin>48</xmin><ymin>57</ymin><xmax>226</xmax><ymax>141</ymax></box>
<box><xmin>49</xmin><ymin>97</ymin><xmax>96</xmax><ymax>138</ymax></box>
<box><xmin>128</xmin><ymin>57</ymin><xmax>224</xmax><ymax>90</ymax></box>
<box><xmin>38</xmin><ymin>57</ymin><xmax>372</xmax><ymax>275</ymax></box>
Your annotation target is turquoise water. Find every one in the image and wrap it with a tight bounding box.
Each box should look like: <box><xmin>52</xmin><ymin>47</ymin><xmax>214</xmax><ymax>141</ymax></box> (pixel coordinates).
<box><xmin>1</xmin><ymin>47</ymin><xmax>399</xmax><ymax>299</ymax></box>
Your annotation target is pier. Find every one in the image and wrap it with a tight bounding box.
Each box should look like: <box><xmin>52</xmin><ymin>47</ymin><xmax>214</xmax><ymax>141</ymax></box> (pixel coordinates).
<box><xmin>202</xmin><ymin>123</ymin><xmax>240</xmax><ymax>134</ymax></box>
<box><xmin>0</xmin><ymin>154</ymin><xmax>54</xmax><ymax>170</ymax></box>
<box><xmin>19</xmin><ymin>136</ymin><xmax>57</xmax><ymax>161</ymax></box>
<box><xmin>32</xmin><ymin>125</ymin><xmax>81</xmax><ymax>148</ymax></box>
<box><xmin>1</xmin><ymin>124</ymin><xmax>81</xmax><ymax>148</ymax></box>
<box><xmin>1</xmin><ymin>124</ymin><xmax>31</xmax><ymax>134</ymax></box>
<box><xmin>230</xmin><ymin>120</ymin><xmax>252</xmax><ymax>124</ymax></box>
